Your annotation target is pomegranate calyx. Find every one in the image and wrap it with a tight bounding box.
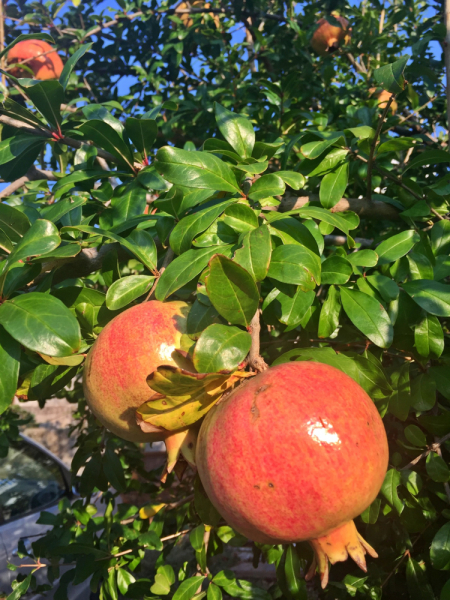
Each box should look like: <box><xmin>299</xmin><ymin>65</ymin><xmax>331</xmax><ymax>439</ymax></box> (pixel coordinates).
<box><xmin>306</xmin><ymin>520</ymin><xmax>377</xmax><ymax>589</ymax></box>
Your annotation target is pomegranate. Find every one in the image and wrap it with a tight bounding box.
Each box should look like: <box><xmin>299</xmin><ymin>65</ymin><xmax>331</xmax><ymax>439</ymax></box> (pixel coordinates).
<box><xmin>7</xmin><ymin>40</ymin><xmax>64</xmax><ymax>80</ymax></box>
<box><xmin>83</xmin><ymin>300</ymin><xmax>189</xmax><ymax>443</ymax></box>
<box><xmin>196</xmin><ymin>361</ymin><xmax>388</xmax><ymax>588</ymax></box>
<box><xmin>369</xmin><ymin>87</ymin><xmax>398</xmax><ymax>115</ymax></box>
<box><xmin>311</xmin><ymin>15</ymin><xmax>351</xmax><ymax>56</ymax></box>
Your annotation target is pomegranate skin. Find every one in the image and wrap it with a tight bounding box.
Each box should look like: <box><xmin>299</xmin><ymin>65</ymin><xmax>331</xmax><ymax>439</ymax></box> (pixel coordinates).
<box><xmin>311</xmin><ymin>16</ymin><xmax>351</xmax><ymax>56</ymax></box>
<box><xmin>196</xmin><ymin>361</ymin><xmax>389</xmax><ymax>544</ymax></box>
<box><xmin>7</xmin><ymin>40</ymin><xmax>64</xmax><ymax>80</ymax></box>
<box><xmin>83</xmin><ymin>301</ymin><xmax>189</xmax><ymax>443</ymax></box>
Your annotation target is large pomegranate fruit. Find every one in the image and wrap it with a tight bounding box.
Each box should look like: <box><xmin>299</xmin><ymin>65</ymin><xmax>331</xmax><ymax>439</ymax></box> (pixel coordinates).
<box><xmin>83</xmin><ymin>300</ymin><xmax>189</xmax><ymax>443</ymax></box>
<box><xmin>196</xmin><ymin>361</ymin><xmax>388</xmax><ymax>588</ymax></box>
<box><xmin>7</xmin><ymin>40</ymin><xmax>64</xmax><ymax>80</ymax></box>
<box><xmin>311</xmin><ymin>14</ymin><xmax>351</xmax><ymax>56</ymax></box>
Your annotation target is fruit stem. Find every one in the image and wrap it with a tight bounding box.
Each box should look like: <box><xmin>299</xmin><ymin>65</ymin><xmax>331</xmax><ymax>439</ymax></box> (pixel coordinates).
<box><xmin>305</xmin><ymin>520</ymin><xmax>377</xmax><ymax>589</ymax></box>
<box><xmin>248</xmin><ymin>308</ymin><xmax>268</xmax><ymax>373</ymax></box>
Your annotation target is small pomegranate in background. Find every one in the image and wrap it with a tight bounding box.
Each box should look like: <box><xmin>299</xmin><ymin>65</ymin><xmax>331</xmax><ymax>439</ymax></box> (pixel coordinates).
<box><xmin>311</xmin><ymin>14</ymin><xmax>351</xmax><ymax>56</ymax></box>
<box><xmin>83</xmin><ymin>300</ymin><xmax>189</xmax><ymax>443</ymax></box>
<box><xmin>196</xmin><ymin>361</ymin><xmax>389</xmax><ymax>588</ymax></box>
<box><xmin>7</xmin><ymin>39</ymin><xmax>64</xmax><ymax>80</ymax></box>
<box><xmin>369</xmin><ymin>87</ymin><xmax>398</xmax><ymax>114</ymax></box>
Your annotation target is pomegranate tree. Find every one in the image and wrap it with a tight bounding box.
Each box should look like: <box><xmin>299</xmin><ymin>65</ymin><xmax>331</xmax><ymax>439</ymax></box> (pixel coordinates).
<box><xmin>83</xmin><ymin>300</ymin><xmax>189</xmax><ymax>443</ymax></box>
<box><xmin>196</xmin><ymin>361</ymin><xmax>389</xmax><ymax>588</ymax></box>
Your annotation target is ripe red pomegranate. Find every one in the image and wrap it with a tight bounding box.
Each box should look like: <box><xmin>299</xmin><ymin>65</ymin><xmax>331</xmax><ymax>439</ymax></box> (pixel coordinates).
<box><xmin>83</xmin><ymin>300</ymin><xmax>189</xmax><ymax>443</ymax></box>
<box><xmin>196</xmin><ymin>361</ymin><xmax>388</xmax><ymax>588</ymax></box>
<box><xmin>7</xmin><ymin>40</ymin><xmax>64</xmax><ymax>80</ymax></box>
<box><xmin>311</xmin><ymin>14</ymin><xmax>351</xmax><ymax>56</ymax></box>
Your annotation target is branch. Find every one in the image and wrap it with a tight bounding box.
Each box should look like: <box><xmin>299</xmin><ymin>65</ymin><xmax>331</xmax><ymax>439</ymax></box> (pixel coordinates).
<box><xmin>278</xmin><ymin>194</ymin><xmax>400</xmax><ymax>220</ymax></box>
<box><xmin>401</xmin><ymin>431</ymin><xmax>450</xmax><ymax>471</ymax></box>
<box><xmin>345</xmin><ymin>52</ymin><xmax>367</xmax><ymax>74</ymax></box>
<box><xmin>0</xmin><ymin>166</ymin><xmax>57</xmax><ymax>200</ymax></box>
<box><xmin>367</xmin><ymin>93</ymin><xmax>396</xmax><ymax>200</ymax></box>
<box><xmin>146</xmin><ymin>246</ymin><xmax>174</xmax><ymax>301</ymax></box>
<box><xmin>445</xmin><ymin>0</ymin><xmax>450</xmax><ymax>146</ymax></box>
<box><xmin>248</xmin><ymin>309</ymin><xmax>268</xmax><ymax>373</ymax></box>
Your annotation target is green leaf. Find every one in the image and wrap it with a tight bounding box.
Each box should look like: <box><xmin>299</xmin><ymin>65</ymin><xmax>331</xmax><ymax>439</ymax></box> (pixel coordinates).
<box><xmin>404</xmin><ymin>149</ymin><xmax>450</xmax><ymax>173</ymax></box>
<box><xmin>284</xmin><ymin>546</ymin><xmax>307</xmax><ymax>600</ymax></box>
<box><xmin>205</xmin><ymin>255</ymin><xmax>259</xmax><ymax>327</ymax></box>
<box><xmin>6</xmin><ymin>574</ymin><xmax>32</xmax><ymax>600</ymax></box>
<box><xmin>105</xmin><ymin>275</ymin><xmax>155</xmax><ymax>310</ymax></box>
<box><xmin>319</xmin><ymin>162</ymin><xmax>348</xmax><ymax>209</ymax></box>
<box><xmin>190</xmin><ymin>524</ymin><xmax>206</xmax><ymax>551</ymax></box>
<box><xmin>373</xmin><ymin>55</ymin><xmax>409</xmax><ymax>94</ymax></box>
<box><xmin>381</xmin><ymin>469</ymin><xmax>404</xmax><ymax>514</ymax></box>
<box><xmin>318</xmin><ymin>285</ymin><xmax>341</xmax><ymax>338</ymax></box>
<box><xmin>0</xmin><ymin>292</ymin><xmax>81</xmax><ymax>357</ymax></box>
<box><xmin>346</xmin><ymin>249</ymin><xmax>378</xmax><ymax>268</ymax></box>
<box><xmin>268</xmin><ymin>244</ymin><xmax>321</xmax><ymax>290</ymax></box>
<box><xmin>431</xmin><ymin>220</ymin><xmax>450</xmax><ymax>256</ymax></box>
<box><xmin>170</xmin><ymin>199</ymin><xmax>236</xmax><ymax>255</ymax></box>
<box><xmin>0</xmin><ymin>327</ymin><xmax>20</xmax><ymax>415</ymax></box>
<box><xmin>151</xmin><ymin>565</ymin><xmax>175</xmax><ymax>595</ymax></box>
<box><xmin>415</xmin><ymin>314</ymin><xmax>444</xmax><ymax>359</ymax></box>
<box><xmin>340</xmin><ymin>287</ymin><xmax>393</xmax><ymax>348</ymax></box>
<box><xmin>59</xmin><ymin>43</ymin><xmax>93</xmax><ymax>90</ymax></box>
<box><xmin>431</xmin><ymin>524</ymin><xmax>450</xmax><ymax>570</ymax></box>
<box><xmin>116</xmin><ymin>569</ymin><xmax>136</xmax><ymax>596</ymax></box>
<box><xmin>186</xmin><ymin>299</ymin><xmax>222</xmax><ymax>340</ymax></box>
<box><xmin>441</xmin><ymin>579</ymin><xmax>450</xmax><ymax>600</ymax></box>
<box><xmin>208</xmin><ymin>583</ymin><xmax>223</xmax><ymax>600</ymax></box>
<box><xmin>360</xmin><ymin>499</ymin><xmax>381</xmax><ymax>524</ymax></box>
<box><xmin>276</xmin><ymin>289</ymin><xmax>316</xmax><ymax>329</ymax></box>
<box><xmin>222</xmin><ymin>204</ymin><xmax>258</xmax><ymax>233</ymax></box>
<box><xmin>411</xmin><ymin>374</ymin><xmax>436</xmax><ymax>411</ymax></box>
<box><xmin>126</xmin><ymin>229</ymin><xmax>158</xmax><ymax>272</ymax></box>
<box><xmin>101</xmin><ymin>184</ymin><xmax>147</xmax><ymax>229</ymax></box>
<box><xmin>234</xmin><ymin>226</ymin><xmax>271</xmax><ymax>282</ymax></box>
<box><xmin>7</xmin><ymin>219</ymin><xmax>60</xmax><ymax>267</ymax></box>
<box><xmin>193</xmin><ymin>324</ymin><xmax>251</xmax><ymax>373</ymax></box>
<box><xmin>173</xmin><ymin>576</ymin><xmax>206</xmax><ymax>600</ymax></box>
<box><xmin>29</xmin><ymin>363</ymin><xmax>77</xmax><ymax>402</ymax></box>
<box><xmin>103</xmin><ymin>443</ymin><xmax>127</xmax><ymax>492</ymax></box>
<box><xmin>268</xmin><ymin>217</ymin><xmax>320</xmax><ymax>254</ymax></box>
<box><xmin>376</xmin><ymin>230</ymin><xmax>420</xmax><ymax>265</ymax></box>
<box><xmin>403</xmin><ymin>280</ymin><xmax>450</xmax><ymax>316</ymax></box>
<box><xmin>156</xmin><ymin>245</ymin><xmax>232</xmax><ymax>301</ymax></box>
<box><xmin>23</xmin><ymin>80</ymin><xmax>64</xmax><ymax>128</ymax></box>
<box><xmin>77</xmin><ymin>120</ymin><xmax>135</xmax><ymax>171</ymax></box>
<box><xmin>404</xmin><ymin>424</ymin><xmax>427</xmax><ymax>447</ymax></box>
<box><xmin>248</xmin><ymin>174</ymin><xmax>285</xmax><ymax>201</ymax></box>
<box><xmin>125</xmin><ymin>117</ymin><xmax>157</xmax><ymax>157</ymax></box>
<box><xmin>292</xmin><ymin>206</ymin><xmax>356</xmax><ymax>236</ymax></box>
<box><xmin>301</xmin><ymin>135</ymin><xmax>345</xmax><ymax>159</ymax></box>
<box><xmin>276</xmin><ymin>171</ymin><xmax>305</xmax><ymax>190</ymax></box>
<box><xmin>406</xmin><ymin>557</ymin><xmax>435</xmax><ymax>600</ymax></box>
<box><xmin>426</xmin><ymin>453</ymin><xmax>450</xmax><ymax>483</ymax></box>
<box><xmin>156</xmin><ymin>147</ymin><xmax>241</xmax><ymax>193</ymax></box>
<box><xmin>377</xmin><ymin>137</ymin><xmax>417</xmax><ymax>154</ymax></box>
<box><xmin>214</xmin><ymin>103</ymin><xmax>255</xmax><ymax>158</ymax></box>
<box><xmin>407</xmin><ymin>252</ymin><xmax>434</xmax><ymax>280</ymax></box>
<box><xmin>40</xmin><ymin>196</ymin><xmax>87</xmax><ymax>224</ymax></box>
<box><xmin>320</xmin><ymin>255</ymin><xmax>352</xmax><ymax>284</ymax></box>
<box><xmin>234</xmin><ymin>161</ymin><xmax>268</xmax><ymax>175</ymax></box>
<box><xmin>366</xmin><ymin>274</ymin><xmax>399</xmax><ymax>302</ymax></box>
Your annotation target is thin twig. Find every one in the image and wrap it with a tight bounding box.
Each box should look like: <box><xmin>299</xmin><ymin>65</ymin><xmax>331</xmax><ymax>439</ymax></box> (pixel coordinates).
<box><xmin>366</xmin><ymin>94</ymin><xmax>396</xmax><ymax>200</ymax></box>
<box><xmin>145</xmin><ymin>247</ymin><xmax>174</xmax><ymax>301</ymax></box>
<box><xmin>345</xmin><ymin>52</ymin><xmax>366</xmax><ymax>74</ymax></box>
<box><xmin>401</xmin><ymin>432</ymin><xmax>450</xmax><ymax>471</ymax></box>
<box><xmin>248</xmin><ymin>308</ymin><xmax>268</xmax><ymax>372</ymax></box>
<box><xmin>385</xmin><ymin>96</ymin><xmax>437</xmax><ymax>133</ymax></box>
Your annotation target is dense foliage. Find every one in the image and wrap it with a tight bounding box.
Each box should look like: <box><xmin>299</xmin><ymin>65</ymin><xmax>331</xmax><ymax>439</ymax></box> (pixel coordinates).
<box><xmin>1</xmin><ymin>1</ymin><xmax>450</xmax><ymax>599</ymax></box>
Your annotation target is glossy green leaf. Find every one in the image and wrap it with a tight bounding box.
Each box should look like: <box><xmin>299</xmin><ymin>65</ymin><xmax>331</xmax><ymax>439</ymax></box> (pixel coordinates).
<box><xmin>373</xmin><ymin>55</ymin><xmax>409</xmax><ymax>94</ymax></box>
<box><xmin>319</xmin><ymin>162</ymin><xmax>348</xmax><ymax>209</ymax></box>
<box><xmin>376</xmin><ymin>230</ymin><xmax>420</xmax><ymax>265</ymax></box>
<box><xmin>318</xmin><ymin>285</ymin><xmax>341</xmax><ymax>338</ymax></box>
<box><xmin>7</xmin><ymin>219</ymin><xmax>60</xmax><ymax>266</ymax></box>
<box><xmin>301</xmin><ymin>135</ymin><xmax>344</xmax><ymax>159</ymax></box>
<box><xmin>186</xmin><ymin>299</ymin><xmax>222</xmax><ymax>340</ymax></box>
<box><xmin>234</xmin><ymin>226</ymin><xmax>271</xmax><ymax>282</ymax></box>
<box><xmin>248</xmin><ymin>174</ymin><xmax>285</xmax><ymax>201</ymax></box>
<box><xmin>431</xmin><ymin>524</ymin><xmax>450</xmax><ymax>570</ymax></box>
<box><xmin>193</xmin><ymin>324</ymin><xmax>251</xmax><ymax>373</ymax></box>
<box><xmin>276</xmin><ymin>289</ymin><xmax>315</xmax><ymax>329</ymax></box>
<box><xmin>411</xmin><ymin>374</ymin><xmax>436</xmax><ymax>411</ymax></box>
<box><xmin>156</xmin><ymin>146</ymin><xmax>241</xmax><ymax>193</ymax></box>
<box><xmin>404</xmin><ymin>424</ymin><xmax>427</xmax><ymax>447</ymax></box>
<box><xmin>404</xmin><ymin>149</ymin><xmax>450</xmax><ymax>173</ymax></box>
<box><xmin>126</xmin><ymin>229</ymin><xmax>158</xmax><ymax>272</ymax></box>
<box><xmin>0</xmin><ymin>292</ymin><xmax>81</xmax><ymax>357</ymax></box>
<box><xmin>346</xmin><ymin>249</ymin><xmax>378</xmax><ymax>268</ymax></box>
<box><xmin>101</xmin><ymin>184</ymin><xmax>147</xmax><ymax>229</ymax></box>
<box><xmin>125</xmin><ymin>117</ymin><xmax>157</xmax><ymax>157</ymax></box>
<box><xmin>361</xmin><ymin>499</ymin><xmax>381</xmax><ymax>524</ymax></box>
<box><xmin>173</xmin><ymin>577</ymin><xmax>206</xmax><ymax>600</ymax></box>
<box><xmin>403</xmin><ymin>280</ymin><xmax>450</xmax><ymax>316</ymax></box>
<box><xmin>284</xmin><ymin>546</ymin><xmax>307</xmax><ymax>600</ymax></box>
<box><xmin>29</xmin><ymin>363</ymin><xmax>77</xmax><ymax>401</ymax></box>
<box><xmin>268</xmin><ymin>217</ymin><xmax>320</xmax><ymax>254</ymax></box>
<box><xmin>366</xmin><ymin>273</ymin><xmax>399</xmax><ymax>302</ymax></box>
<box><xmin>170</xmin><ymin>199</ymin><xmax>236</xmax><ymax>255</ymax></box>
<box><xmin>0</xmin><ymin>327</ymin><xmax>20</xmax><ymax>415</ymax></box>
<box><xmin>426</xmin><ymin>453</ymin><xmax>450</xmax><ymax>483</ymax></box>
<box><xmin>205</xmin><ymin>255</ymin><xmax>259</xmax><ymax>327</ymax></box>
<box><xmin>214</xmin><ymin>103</ymin><xmax>255</xmax><ymax>158</ymax></box>
<box><xmin>156</xmin><ymin>245</ymin><xmax>232</xmax><ymax>301</ymax></box>
<box><xmin>389</xmin><ymin>363</ymin><xmax>411</xmax><ymax>421</ymax></box>
<box><xmin>208</xmin><ymin>583</ymin><xmax>223</xmax><ymax>600</ymax></box>
<box><xmin>77</xmin><ymin>120</ymin><xmax>135</xmax><ymax>171</ymax></box>
<box><xmin>59</xmin><ymin>43</ymin><xmax>92</xmax><ymax>90</ymax></box>
<box><xmin>268</xmin><ymin>244</ymin><xmax>321</xmax><ymax>290</ymax></box>
<box><xmin>106</xmin><ymin>275</ymin><xmax>155</xmax><ymax>310</ymax></box>
<box><xmin>150</xmin><ymin>565</ymin><xmax>175</xmax><ymax>595</ymax></box>
<box><xmin>222</xmin><ymin>203</ymin><xmax>258</xmax><ymax>233</ymax></box>
<box><xmin>406</xmin><ymin>557</ymin><xmax>435</xmax><ymax>600</ymax></box>
<box><xmin>381</xmin><ymin>469</ymin><xmax>403</xmax><ymax>514</ymax></box>
<box><xmin>23</xmin><ymin>80</ymin><xmax>64</xmax><ymax>128</ymax></box>
<box><xmin>40</xmin><ymin>196</ymin><xmax>87</xmax><ymax>224</ymax></box>
<box><xmin>415</xmin><ymin>314</ymin><xmax>444</xmax><ymax>359</ymax></box>
<box><xmin>340</xmin><ymin>287</ymin><xmax>393</xmax><ymax>348</ymax></box>
<box><xmin>6</xmin><ymin>574</ymin><xmax>32</xmax><ymax>600</ymax></box>
<box><xmin>276</xmin><ymin>171</ymin><xmax>305</xmax><ymax>190</ymax></box>
<box><xmin>320</xmin><ymin>255</ymin><xmax>352</xmax><ymax>284</ymax></box>
<box><xmin>234</xmin><ymin>161</ymin><xmax>268</xmax><ymax>175</ymax></box>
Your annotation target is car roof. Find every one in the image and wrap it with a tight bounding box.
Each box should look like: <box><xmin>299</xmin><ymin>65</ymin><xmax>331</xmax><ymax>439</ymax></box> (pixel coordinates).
<box><xmin>18</xmin><ymin>433</ymin><xmax>71</xmax><ymax>478</ymax></box>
